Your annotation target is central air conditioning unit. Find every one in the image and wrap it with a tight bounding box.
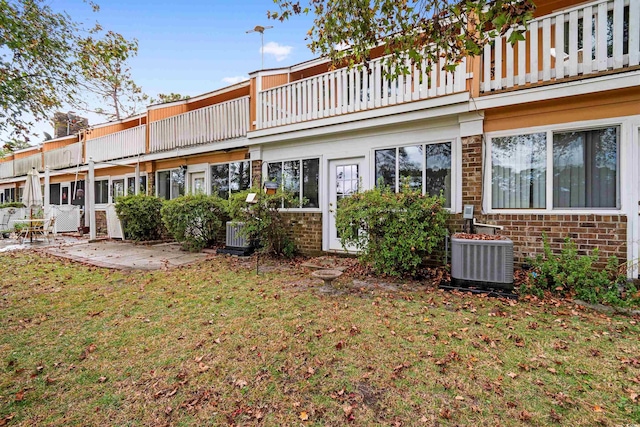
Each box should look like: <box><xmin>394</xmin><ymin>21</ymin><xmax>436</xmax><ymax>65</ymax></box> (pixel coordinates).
<box><xmin>217</xmin><ymin>221</ymin><xmax>254</xmax><ymax>256</ymax></box>
<box><xmin>450</xmin><ymin>236</ymin><xmax>514</xmax><ymax>290</ymax></box>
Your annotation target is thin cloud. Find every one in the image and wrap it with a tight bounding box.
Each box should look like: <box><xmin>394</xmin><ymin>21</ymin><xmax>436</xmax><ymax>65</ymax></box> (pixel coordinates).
<box><xmin>261</xmin><ymin>42</ymin><xmax>293</xmax><ymax>62</ymax></box>
<box><xmin>222</xmin><ymin>76</ymin><xmax>249</xmax><ymax>84</ymax></box>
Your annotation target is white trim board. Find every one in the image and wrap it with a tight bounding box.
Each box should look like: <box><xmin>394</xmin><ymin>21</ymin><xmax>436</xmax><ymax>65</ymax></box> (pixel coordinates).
<box><xmin>248</xmin><ymin>93</ymin><xmax>471</xmax><ymax>143</ymax></box>
<box><xmin>473</xmin><ymin>71</ymin><xmax>640</xmax><ymax>111</ymax></box>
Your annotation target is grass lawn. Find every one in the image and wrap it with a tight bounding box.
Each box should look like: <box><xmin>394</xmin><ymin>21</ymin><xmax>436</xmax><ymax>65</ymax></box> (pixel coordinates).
<box><xmin>0</xmin><ymin>251</ymin><xmax>638</xmax><ymax>426</ymax></box>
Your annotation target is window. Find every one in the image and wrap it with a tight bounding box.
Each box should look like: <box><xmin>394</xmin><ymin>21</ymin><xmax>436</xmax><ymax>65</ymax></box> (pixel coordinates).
<box><xmin>267</xmin><ymin>158</ymin><xmax>320</xmax><ymax>208</ymax></box>
<box><xmin>491</xmin><ymin>133</ymin><xmax>546</xmax><ymax>209</ymax></box>
<box><xmin>3</xmin><ymin>188</ymin><xmax>15</xmax><ymax>203</ymax></box>
<box><xmin>157</xmin><ymin>167</ymin><xmax>185</xmax><ymax>200</ymax></box>
<box><xmin>553</xmin><ymin>127</ymin><xmax>618</xmax><ymax>208</ymax></box>
<box><xmin>49</xmin><ymin>183</ymin><xmax>61</xmax><ymax>205</ymax></box>
<box><xmin>71</xmin><ymin>181</ymin><xmax>85</xmax><ymax>206</ymax></box>
<box><xmin>94</xmin><ymin>180</ymin><xmax>109</xmax><ymax>204</ymax></box>
<box><xmin>489</xmin><ymin>126</ymin><xmax>619</xmax><ymax>210</ymax></box>
<box><xmin>374</xmin><ymin>143</ymin><xmax>452</xmax><ymax>207</ymax></box>
<box><xmin>127</xmin><ymin>176</ymin><xmax>147</xmax><ymax>195</ymax></box>
<box><xmin>210</xmin><ymin>161</ymin><xmax>251</xmax><ymax>199</ymax></box>
<box><xmin>112</xmin><ymin>179</ymin><xmax>125</xmax><ymax>200</ymax></box>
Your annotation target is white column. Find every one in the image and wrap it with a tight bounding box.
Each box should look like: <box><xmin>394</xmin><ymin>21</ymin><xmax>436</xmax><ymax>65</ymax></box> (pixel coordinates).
<box><xmin>88</xmin><ymin>159</ymin><xmax>96</xmax><ymax>240</ymax></box>
<box><xmin>134</xmin><ymin>163</ymin><xmax>140</xmax><ymax>195</ymax></box>
<box><xmin>44</xmin><ymin>167</ymin><xmax>50</xmax><ymax>210</ymax></box>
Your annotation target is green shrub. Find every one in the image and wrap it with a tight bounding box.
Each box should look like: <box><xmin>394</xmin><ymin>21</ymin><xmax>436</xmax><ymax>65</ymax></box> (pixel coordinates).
<box><xmin>228</xmin><ymin>188</ymin><xmax>298</xmax><ymax>257</ymax></box>
<box><xmin>0</xmin><ymin>202</ymin><xmax>25</xmax><ymax>209</ymax></box>
<box><xmin>114</xmin><ymin>194</ymin><xmax>165</xmax><ymax>241</ymax></box>
<box><xmin>13</xmin><ymin>222</ymin><xmax>28</xmax><ymax>233</ymax></box>
<box><xmin>525</xmin><ymin>235</ymin><xmax>639</xmax><ymax>306</ymax></box>
<box><xmin>160</xmin><ymin>194</ymin><xmax>227</xmax><ymax>252</ymax></box>
<box><xmin>335</xmin><ymin>185</ymin><xmax>449</xmax><ymax>277</ymax></box>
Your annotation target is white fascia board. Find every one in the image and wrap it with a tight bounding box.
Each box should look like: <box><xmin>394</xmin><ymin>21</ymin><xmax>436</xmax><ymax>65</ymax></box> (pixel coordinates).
<box><xmin>89</xmin><ymin>114</ymin><xmax>146</xmax><ymax>130</ymax></box>
<box><xmin>473</xmin><ymin>71</ymin><xmax>640</xmax><ymax>110</ymax></box>
<box><xmin>248</xmin><ymin>92</ymin><xmax>471</xmax><ymax>145</ymax></box>
<box><xmin>35</xmin><ymin>138</ymin><xmax>251</xmax><ymax>176</ymax></box>
<box><xmin>12</xmin><ymin>145</ymin><xmax>42</xmax><ymax>155</ymax></box>
<box><xmin>139</xmin><ymin>137</ymin><xmax>250</xmax><ymax>163</ymax></box>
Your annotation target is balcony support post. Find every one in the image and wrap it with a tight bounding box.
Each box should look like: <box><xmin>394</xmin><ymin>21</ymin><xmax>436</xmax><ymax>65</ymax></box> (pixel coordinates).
<box><xmin>88</xmin><ymin>159</ymin><xmax>96</xmax><ymax>241</ymax></box>
<box><xmin>134</xmin><ymin>163</ymin><xmax>140</xmax><ymax>196</ymax></box>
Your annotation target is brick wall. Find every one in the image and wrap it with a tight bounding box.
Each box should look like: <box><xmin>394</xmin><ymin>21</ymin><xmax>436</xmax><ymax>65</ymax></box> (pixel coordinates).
<box><xmin>251</xmin><ymin>160</ymin><xmax>262</xmax><ymax>187</ymax></box>
<box><xmin>95</xmin><ymin>210</ymin><xmax>108</xmax><ymax>236</ymax></box>
<box><xmin>281</xmin><ymin>212</ymin><xmax>323</xmax><ymax>256</ymax></box>
<box><xmin>455</xmin><ymin>135</ymin><xmax>627</xmax><ymax>267</ymax></box>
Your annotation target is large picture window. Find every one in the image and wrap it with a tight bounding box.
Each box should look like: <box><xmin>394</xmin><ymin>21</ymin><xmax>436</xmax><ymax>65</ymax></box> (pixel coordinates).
<box><xmin>211</xmin><ymin>161</ymin><xmax>251</xmax><ymax>199</ymax></box>
<box><xmin>553</xmin><ymin>127</ymin><xmax>618</xmax><ymax>208</ymax></box>
<box><xmin>374</xmin><ymin>142</ymin><xmax>452</xmax><ymax>207</ymax></box>
<box><xmin>489</xmin><ymin>126</ymin><xmax>619</xmax><ymax>210</ymax></box>
<box><xmin>267</xmin><ymin>158</ymin><xmax>320</xmax><ymax>208</ymax></box>
<box><xmin>157</xmin><ymin>167</ymin><xmax>185</xmax><ymax>200</ymax></box>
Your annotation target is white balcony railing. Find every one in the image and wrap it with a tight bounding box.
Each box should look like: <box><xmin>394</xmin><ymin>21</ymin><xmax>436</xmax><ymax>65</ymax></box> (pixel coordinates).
<box><xmin>149</xmin><ymin>96</ymin><xmax>250</xmax><ymax>153</ymax></box>
<box><xmin>482</xmin><ymin>0</ymin><xmax>639</xmax><ymax>92</ymax></box>
<box><xmin>86</xmin><ymin>125</ymin><xmax>146</xmax><ymax>163</ymax></box>
<box><xmin>14</xmin><ymin>154</ymin><xmax>42</xmax><ymax>176</ymax></box>
<box><xmin>44</xmin><ymin>142</ymin><xmax>82</xmax><ymax>170</ymax></box>
<box><xmin>256</xmin><ymin>55</ymin><xmax>469</xmax><ymax>129</ymax></box>
<box><xmin>0</xmin><ymin>161</ymin><xmax>13</xmax><ymax>179</ymax></box>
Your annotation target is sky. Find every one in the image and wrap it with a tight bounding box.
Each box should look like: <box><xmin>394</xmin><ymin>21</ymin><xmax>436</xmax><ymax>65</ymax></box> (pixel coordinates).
<box><xmin>25</xmin><ymin>0</ymin><xmax>318</xmax><ymax>141</ymax></box>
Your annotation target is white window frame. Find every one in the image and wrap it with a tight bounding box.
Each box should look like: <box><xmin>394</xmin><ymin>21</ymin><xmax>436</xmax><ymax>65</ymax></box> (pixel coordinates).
<box><xmin>263</xmin><ymin>157</ymin><xmax>321</xmax><ymax>211</ymax></box>
<box><xmin>124</xmin><ymin>172</ymin><xmax>148</xmax><ymax>196</ymax></box>
<box><xmin>485</xmin><ymin>119</ymin><xmax>624</xmax><ymax>214</ymax></box>
<box><xmin>209</xmin><ymin>160</ymin><xmax>252</xmax><ymax>199</ymax></box>
<box><xmin>156</xmin><ymin>167</ymin><xmax>186</xmax><ymax>200</ymax></box>
<box><xmin>94</xmin><ymin>178</ymin><xmax>110</xmax><ymax>205</ymax></box>
<box><xmin>371</xmin><ymin>139</ymin><xmax>458</xmax><ymax>211</ymax></box>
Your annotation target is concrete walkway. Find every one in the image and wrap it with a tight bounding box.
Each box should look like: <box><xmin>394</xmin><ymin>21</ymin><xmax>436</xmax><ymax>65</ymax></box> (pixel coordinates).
<box><xmin>43</xmin><ymin>240</ymin><xmax>207</xmax><ymax>270</ymax></box>
<box><xmin>0</xmin><ymin>236</ymin><xmax>207</xmax><ymax>270</ymax></box>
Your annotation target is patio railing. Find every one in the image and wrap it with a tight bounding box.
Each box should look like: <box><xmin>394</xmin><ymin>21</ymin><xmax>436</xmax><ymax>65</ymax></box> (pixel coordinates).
<box><xmin>481</xmin><ymin>0</ymin><xmax>639</xmax><ymax>92</ymax></box>
<box><xmin>149</xmin><ymin>96</ymin><xmax>250</xmax><ymax>152</ymax></box>
<box><xmin>86</xmin><ymin>125</ymin><xmax>146</xmax><ymax>163</ymax></box>
<box><xmin>256</xmin><ymin>55</ymin><xmax>469</xmax><ymax>129</ymax></box>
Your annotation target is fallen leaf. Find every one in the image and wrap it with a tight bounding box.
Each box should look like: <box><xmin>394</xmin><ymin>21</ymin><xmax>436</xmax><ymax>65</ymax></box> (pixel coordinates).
<box><xmin>518</xmin><ymin>410</ymin><xmax>532</xmax><ymax>421</ymax></box>
<box><xmin>15</xmin><ymin>390</ymin><xmax>25</xmax><ymax>402</ymax></box>
<box><xmin>549</xmin><ymin>409</ymin><xmax>562</xmax><ymax>423</ymax></box>
<box><xmin>299</xmin><ymin>411</ymin><xmax>309</xmax><ymax>421</ymax></box>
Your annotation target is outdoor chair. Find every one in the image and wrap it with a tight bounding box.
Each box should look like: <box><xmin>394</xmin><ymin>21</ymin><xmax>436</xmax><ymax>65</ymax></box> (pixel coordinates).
<box><xmin>41</xmin><ymin>217</ymin><xmax>57</xmax><ymax>243</ymax></box>
<box><xmin>0</xmin><ymin>210</ymin><xmax>15</xmax><ymax>239</ymax></box>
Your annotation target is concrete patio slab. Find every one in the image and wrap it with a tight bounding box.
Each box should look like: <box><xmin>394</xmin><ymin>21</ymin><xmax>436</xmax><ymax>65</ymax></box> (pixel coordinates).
<box><xmin>43</xmin><ymin>240</ymin><xmax>208</xmax><ymax>270</ymax></box>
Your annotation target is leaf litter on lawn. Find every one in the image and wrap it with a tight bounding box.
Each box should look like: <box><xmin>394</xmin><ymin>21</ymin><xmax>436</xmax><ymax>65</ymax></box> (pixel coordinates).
<box><xmin>0</xmin><ymin>252</ymin><xmax>638</xmax><ymax>426</ymax></box>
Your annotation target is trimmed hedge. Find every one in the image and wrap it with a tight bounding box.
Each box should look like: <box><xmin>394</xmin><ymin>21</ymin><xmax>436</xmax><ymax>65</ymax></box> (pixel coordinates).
<box><xmin>115</xmin><ymin>195</ymin><xmax>165</xmax><ymax>241</ymax></box>
<box><xmin>161</xmin><ymin>194</ymin><xmax>227</xmax><ymax>252</ymax></box>
<box><xmin>335</xmin><ymin>185</ymin><xmax>449</xmax><ymax>277</ymax></box>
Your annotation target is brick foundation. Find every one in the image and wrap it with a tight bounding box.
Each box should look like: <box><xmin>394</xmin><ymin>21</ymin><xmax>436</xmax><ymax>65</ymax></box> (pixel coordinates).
<box><xmin>251</xmin><ymin>160</ymin><xmax>262</xmax><ymax>187</ymax></box>
<box><xmin>281</xmin><ymin>212</ymin><xmax>323</xmax><ymax>256</ymax></box>
<box><xmin>457</xmin><ymin>135</ymin><xmax>627</xmax><ymax>267</ymax></box>
<box><xmin>95</xmin><ymin>210</ymin><xmax>108</xmax><ymax>236</ymax></box>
